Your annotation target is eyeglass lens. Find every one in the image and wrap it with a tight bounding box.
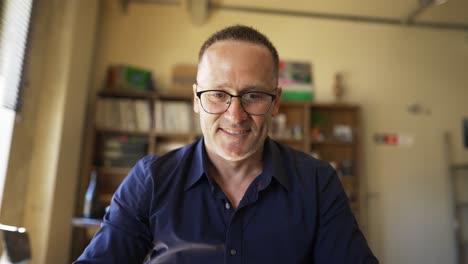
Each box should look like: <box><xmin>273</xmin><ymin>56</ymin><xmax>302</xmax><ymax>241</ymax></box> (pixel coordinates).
<box><xmin>200</xmin><ymin>91</ymin><xmax>274</xmax><ymax>115</ymax></box>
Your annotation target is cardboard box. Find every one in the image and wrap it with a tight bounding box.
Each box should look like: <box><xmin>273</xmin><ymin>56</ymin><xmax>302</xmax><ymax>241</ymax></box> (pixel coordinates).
<box><xmin>170</xmin><ymin>64</ymin><xmax>198</xmax><ymax>96</ymax></box>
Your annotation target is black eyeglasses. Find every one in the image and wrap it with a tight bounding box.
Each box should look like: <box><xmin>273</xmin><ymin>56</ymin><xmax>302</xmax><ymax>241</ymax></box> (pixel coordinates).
<box><xmin>196</xmin><ymin>88</ymin><xmax>277</xmax><ymax>116</ymax></box>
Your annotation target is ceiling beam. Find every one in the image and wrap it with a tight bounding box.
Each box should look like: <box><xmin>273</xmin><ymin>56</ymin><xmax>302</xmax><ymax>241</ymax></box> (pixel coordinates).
<box><xmin>119</xmin><ymin>0</ymin><xmax>180</xmax><ymax>13</ymax></box>
<box><xmin>209</xmin><ymin>3</ymin><xmax>468</xmax><ymax>32</ymax></box>
<box><xmin>404</xmin><ymin>1</ymin><xmax>432</xmax><ymax>25</ymax></box>
<box><xmin>403</xmin><ymin>0</ymin><xmax>448</xmax><ymax>25</ymax></box>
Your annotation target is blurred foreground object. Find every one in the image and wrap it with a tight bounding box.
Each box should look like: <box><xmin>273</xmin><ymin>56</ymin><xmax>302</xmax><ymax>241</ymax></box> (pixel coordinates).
<box><xmin>0</xmin><ymin>224</ymin><xmax>31</xmax><ymax>264</ymax></box>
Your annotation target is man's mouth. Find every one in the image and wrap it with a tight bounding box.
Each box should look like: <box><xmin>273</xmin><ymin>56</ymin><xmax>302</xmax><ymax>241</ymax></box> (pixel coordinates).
<box><xmin>221</xmin><ymin>128</ymin><xmax>251</xmax><ymax>135</ymax></box>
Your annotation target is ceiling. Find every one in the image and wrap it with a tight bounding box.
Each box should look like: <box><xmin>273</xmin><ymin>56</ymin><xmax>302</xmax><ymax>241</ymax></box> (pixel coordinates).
<box><xmin>128</xmin><ymin>0</ymin><xmax>468</xmax><ymax>31</ymax></box>
<box><xmin>209</xmin><ymin>0</ymin><xmax>468</xmax><ymax>31</ymax></box>
<box><xmin>211</xmin><ymin>0</ymin><xmax>468</xmax><ymax>25</ymax></box>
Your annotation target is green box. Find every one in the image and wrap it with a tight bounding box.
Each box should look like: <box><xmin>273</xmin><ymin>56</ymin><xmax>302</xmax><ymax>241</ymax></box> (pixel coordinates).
<box><xmin>281</xmin><ymin>91</ymin><xmax>314</xmax><ymax>101</ymax></box>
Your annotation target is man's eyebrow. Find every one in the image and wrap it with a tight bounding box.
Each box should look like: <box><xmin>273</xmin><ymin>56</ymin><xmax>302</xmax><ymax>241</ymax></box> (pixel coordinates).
<box><xmin>212</xmin><ymin>83</ymin><xmax>229</xmax><ymax>89</ymax></box>
<box><xmin>241</xmin><ymin>85</ymin><xmax>266</xmax><ymax>91</ymax></box>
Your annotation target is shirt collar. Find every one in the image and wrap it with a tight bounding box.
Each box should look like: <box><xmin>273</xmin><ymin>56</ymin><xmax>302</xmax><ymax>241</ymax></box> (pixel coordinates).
<box><xmin>184</xmin><ymin>137</ymin><xmax>291</xmax><ymax>192</ymax></box>
<box><xmin>262</xmin><ymin>137</ymin><xmax>291</xmax><ymax>191</ymax></box>
<box><xmin>184</xmin><ymin>137</ymin><xmax>210</xmax><ymax>191</ymax></box>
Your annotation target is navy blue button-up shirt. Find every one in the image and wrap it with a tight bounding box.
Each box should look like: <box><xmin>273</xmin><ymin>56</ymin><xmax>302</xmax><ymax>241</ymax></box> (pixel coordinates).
<box><xmin>75</xmin><ymin>138</ymin><xmax>377</xmax><ymax>263</ymax></box>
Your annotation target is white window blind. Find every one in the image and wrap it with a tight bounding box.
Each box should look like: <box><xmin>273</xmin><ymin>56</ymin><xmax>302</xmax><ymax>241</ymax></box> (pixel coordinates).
<box><xmin>0</xmin><ymin>0</ymin><xmax>34</xmax><ymax>111</ymax></box>
<box><xmin>0</xmin><ymin>0</ymin><xmax>34</xmax><ymax>210</ymax></box>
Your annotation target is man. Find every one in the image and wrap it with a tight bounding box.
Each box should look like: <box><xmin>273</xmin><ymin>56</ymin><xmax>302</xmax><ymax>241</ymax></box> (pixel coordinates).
<box><xmin>76</xmin><ymin>25</ymin><xmax>378</xmax><ymax>263</ymax></box>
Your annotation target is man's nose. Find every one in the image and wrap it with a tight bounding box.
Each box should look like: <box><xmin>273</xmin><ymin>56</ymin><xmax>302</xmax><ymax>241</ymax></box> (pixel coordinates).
<box><xmin>225</xmin><ymin>97</ymin><xmax>248</xmax><ymax>122</ymax></box>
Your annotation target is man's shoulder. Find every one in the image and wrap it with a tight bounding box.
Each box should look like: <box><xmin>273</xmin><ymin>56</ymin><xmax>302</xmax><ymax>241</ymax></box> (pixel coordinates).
<box><xmin>270</xmin><ymin>139</ymin><xmax>329</xmax><ymax>169</ymax></box>
<box><xmin>269</xmin><ymin>139</ymin><xmax>335</xmax><ymax>190</ymax></box>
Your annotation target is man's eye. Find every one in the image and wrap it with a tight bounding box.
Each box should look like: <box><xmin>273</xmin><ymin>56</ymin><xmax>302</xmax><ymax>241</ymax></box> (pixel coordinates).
<box><xmin>244</xmin><ymin>93</ymin><xmax>263</xmax><ymax>101</ymax></box>
<box><xmin>207</xmin><ymin>92</ymin><xmax>227</xmax><ymax>100</ymax></box>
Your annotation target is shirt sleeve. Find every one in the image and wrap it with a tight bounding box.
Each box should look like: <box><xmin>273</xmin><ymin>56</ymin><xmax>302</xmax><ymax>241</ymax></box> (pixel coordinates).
<box><xmin>74</xmin><ymin>157</ymin><xmax>154</xmax><ymax>263</ymax></box>
<box><xmin>313</xmin><ymin>162</ymin><xmax>379</xmax><ymax>264</ymax></box>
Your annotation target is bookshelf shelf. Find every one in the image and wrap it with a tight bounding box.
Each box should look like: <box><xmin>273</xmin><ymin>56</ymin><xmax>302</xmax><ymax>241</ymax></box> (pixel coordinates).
<box><xmin>96</xmin><ymin>167</ymin><xmax>131</xmax><ymax>175</ymax></box>
<box><xmin>155</xmin><ymin>132</ymin><xmax>193</xmax><ymax>138</ymax></box>
<box><xmin>96</xmin><ymin>128</ymin><xmax>151</xmax><ymax>136</ymax></box>
<box><xmin>99</xmin><ymin>89</ymin><xmax>157</xmax><ymax>99</ymax></box>
<box><xmin>270</xmin><ymin>136</ymin><xmax>304</xmax><ymax>144</ymax></box>
<box><xmin>310</xmin><ymin>102</ymin><xmax>358</xmax><ymax>110</ymax></box>
<box><xmin>311</xmin><ymin>140</ymin><xmax>355</xmax><ymax>146</ymax></box>
<box><xmin>280</xmin><ymin>100</ymin><xmax>311</xmax><ymax>107</ymax></box>
<box><xmin>157</xmin><ymin>91</ymin><xmax>193</xmax><ymax>100</ymax></box>
<box><xmin>72</xmin><ymin>217</ymin><xmax>102</xmax><ymax>228</ymax></box>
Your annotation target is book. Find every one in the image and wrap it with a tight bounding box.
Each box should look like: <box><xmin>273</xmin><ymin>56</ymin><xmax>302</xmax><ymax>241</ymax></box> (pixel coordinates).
<box><xmin>160</xmin><ymin>101</ymin><xmax>192</xmax><ymax>133</ymax></box>
<box><xmin>278</xmin><ymin>60</ymin><xmax>314</xmax><ymax>101</ymax></box>
<box><xmin>96</xmin><ymin>98</ymin><xmax>152</xmax><ymax>132</ymax></box>
<box><xmin>97</xmin><ymin>135</ymin><xmax>148</xmax><ymax>168</ymax></box>
<box><xmin>134</xmin><ymin>100</ymin><xmax>151</xmax><ymax>131</ymax></box>
<box><xmin>106</xmin><ymin>65</ymin><xmax>154</xmax><ymax>91</ymax></box>
<box><xmin>154</xmin><ymin>100</ymin><xmax>164</xmax><ymax>132</ymax></box>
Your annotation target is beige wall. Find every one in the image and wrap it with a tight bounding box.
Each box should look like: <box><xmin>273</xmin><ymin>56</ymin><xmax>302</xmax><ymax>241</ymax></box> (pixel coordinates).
<box><xmin>94</xmin><ymin>1</ymin><xmax>468</xmax><ymax>263</ymax></box>
<box><xmin>1</xmin><ymin>0</ymin><xmax>98</xmax><ymax>263</ymax></box>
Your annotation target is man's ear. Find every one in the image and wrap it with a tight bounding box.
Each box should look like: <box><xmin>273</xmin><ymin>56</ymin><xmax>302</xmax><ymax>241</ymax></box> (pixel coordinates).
<box><xmin>193</xmin><ymin>84</ymin><xmax>200</xmax><ymax>113</ymax></box>
<box><xmin>271</xmin><ymin>87</ymin><xmax>282</xmax><ymax>116</ymax></box>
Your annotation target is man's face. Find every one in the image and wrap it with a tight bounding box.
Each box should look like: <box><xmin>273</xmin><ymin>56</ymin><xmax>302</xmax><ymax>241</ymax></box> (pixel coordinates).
<box><xmin>194</xmin><ymin>40</ymin><xmax>281</xmax><ymax>162</ymax></box>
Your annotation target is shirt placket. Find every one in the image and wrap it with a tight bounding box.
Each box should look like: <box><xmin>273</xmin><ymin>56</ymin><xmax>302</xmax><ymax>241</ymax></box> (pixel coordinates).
<box><xmin>224</xmin><ymin>207</ymin><xmax>243</xmax><ymax>264</ymax></box>
<box><xmin>223</xmin><ymin>179</ymin><xmax>263</xmax><ymax>264</ymax></box>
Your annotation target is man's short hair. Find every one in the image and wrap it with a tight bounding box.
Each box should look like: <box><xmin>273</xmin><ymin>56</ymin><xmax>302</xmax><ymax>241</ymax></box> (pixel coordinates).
<box><xmin>198</xmin><ymin>25</ymin><xmax>279</xmax><ymax>81</ymax></box>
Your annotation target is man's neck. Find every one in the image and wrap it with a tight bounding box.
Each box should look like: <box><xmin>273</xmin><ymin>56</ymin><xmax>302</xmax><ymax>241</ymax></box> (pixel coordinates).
<box><xmin>205</xmin><ymin>146</ymin><xmax>264</xmax><ymax>208</ymax></box>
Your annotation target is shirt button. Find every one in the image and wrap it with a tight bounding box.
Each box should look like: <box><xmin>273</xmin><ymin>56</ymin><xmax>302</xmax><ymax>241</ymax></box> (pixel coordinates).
<box><xmin>230</xmin><ymin>248</ymin><xmax>237</xmax><ymax>256</ymax></box>
<box><xmin>225</xmin><ymin>202</ymin><xmax>230</xmax><ymax>209</ymax></box>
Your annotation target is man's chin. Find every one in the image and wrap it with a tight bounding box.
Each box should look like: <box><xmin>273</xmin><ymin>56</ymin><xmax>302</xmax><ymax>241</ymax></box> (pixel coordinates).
<box><xmin>209</xmin><ymin>133</ymin><xmax>267</xmax><ymax>162</ymax></box>
<box><xmin>218</xmin><ymin>152</ymin><xmax>252</xmax><ymax>162</ymax></box>
<box><xmin>215</xmin><ymin>144</ymin><xmax>260</xmax><ymax>162</ymax></box>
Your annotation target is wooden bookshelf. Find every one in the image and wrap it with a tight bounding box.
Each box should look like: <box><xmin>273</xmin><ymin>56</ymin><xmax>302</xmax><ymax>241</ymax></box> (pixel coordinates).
<box><xmin>275</xmin><ymin>102</ymin><xmax>362</xmax><ymax>221</ymax></box>
<box><xmin>99</xmin><ymin>88</ymin><xmax>157</xmax><ymax>99</ymax></box>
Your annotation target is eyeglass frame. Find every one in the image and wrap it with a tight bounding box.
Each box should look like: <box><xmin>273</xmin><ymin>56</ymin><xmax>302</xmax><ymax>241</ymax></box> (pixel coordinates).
<box><xmin>195</xmin><ymin>85</ymin><xmax>278</xmax><ymax>116</ymax></box>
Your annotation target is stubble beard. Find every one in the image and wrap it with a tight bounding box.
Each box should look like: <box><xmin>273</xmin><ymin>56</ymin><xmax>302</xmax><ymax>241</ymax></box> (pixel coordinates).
<box><xmin>212</xmin><ymin>119</ymin><xmax>271</xmax><ymax>162</ymax></box>
<box><xmin>214</xmin><ymin>135</ymin><xmax>264</xmax><ymax>162</ymax></box>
